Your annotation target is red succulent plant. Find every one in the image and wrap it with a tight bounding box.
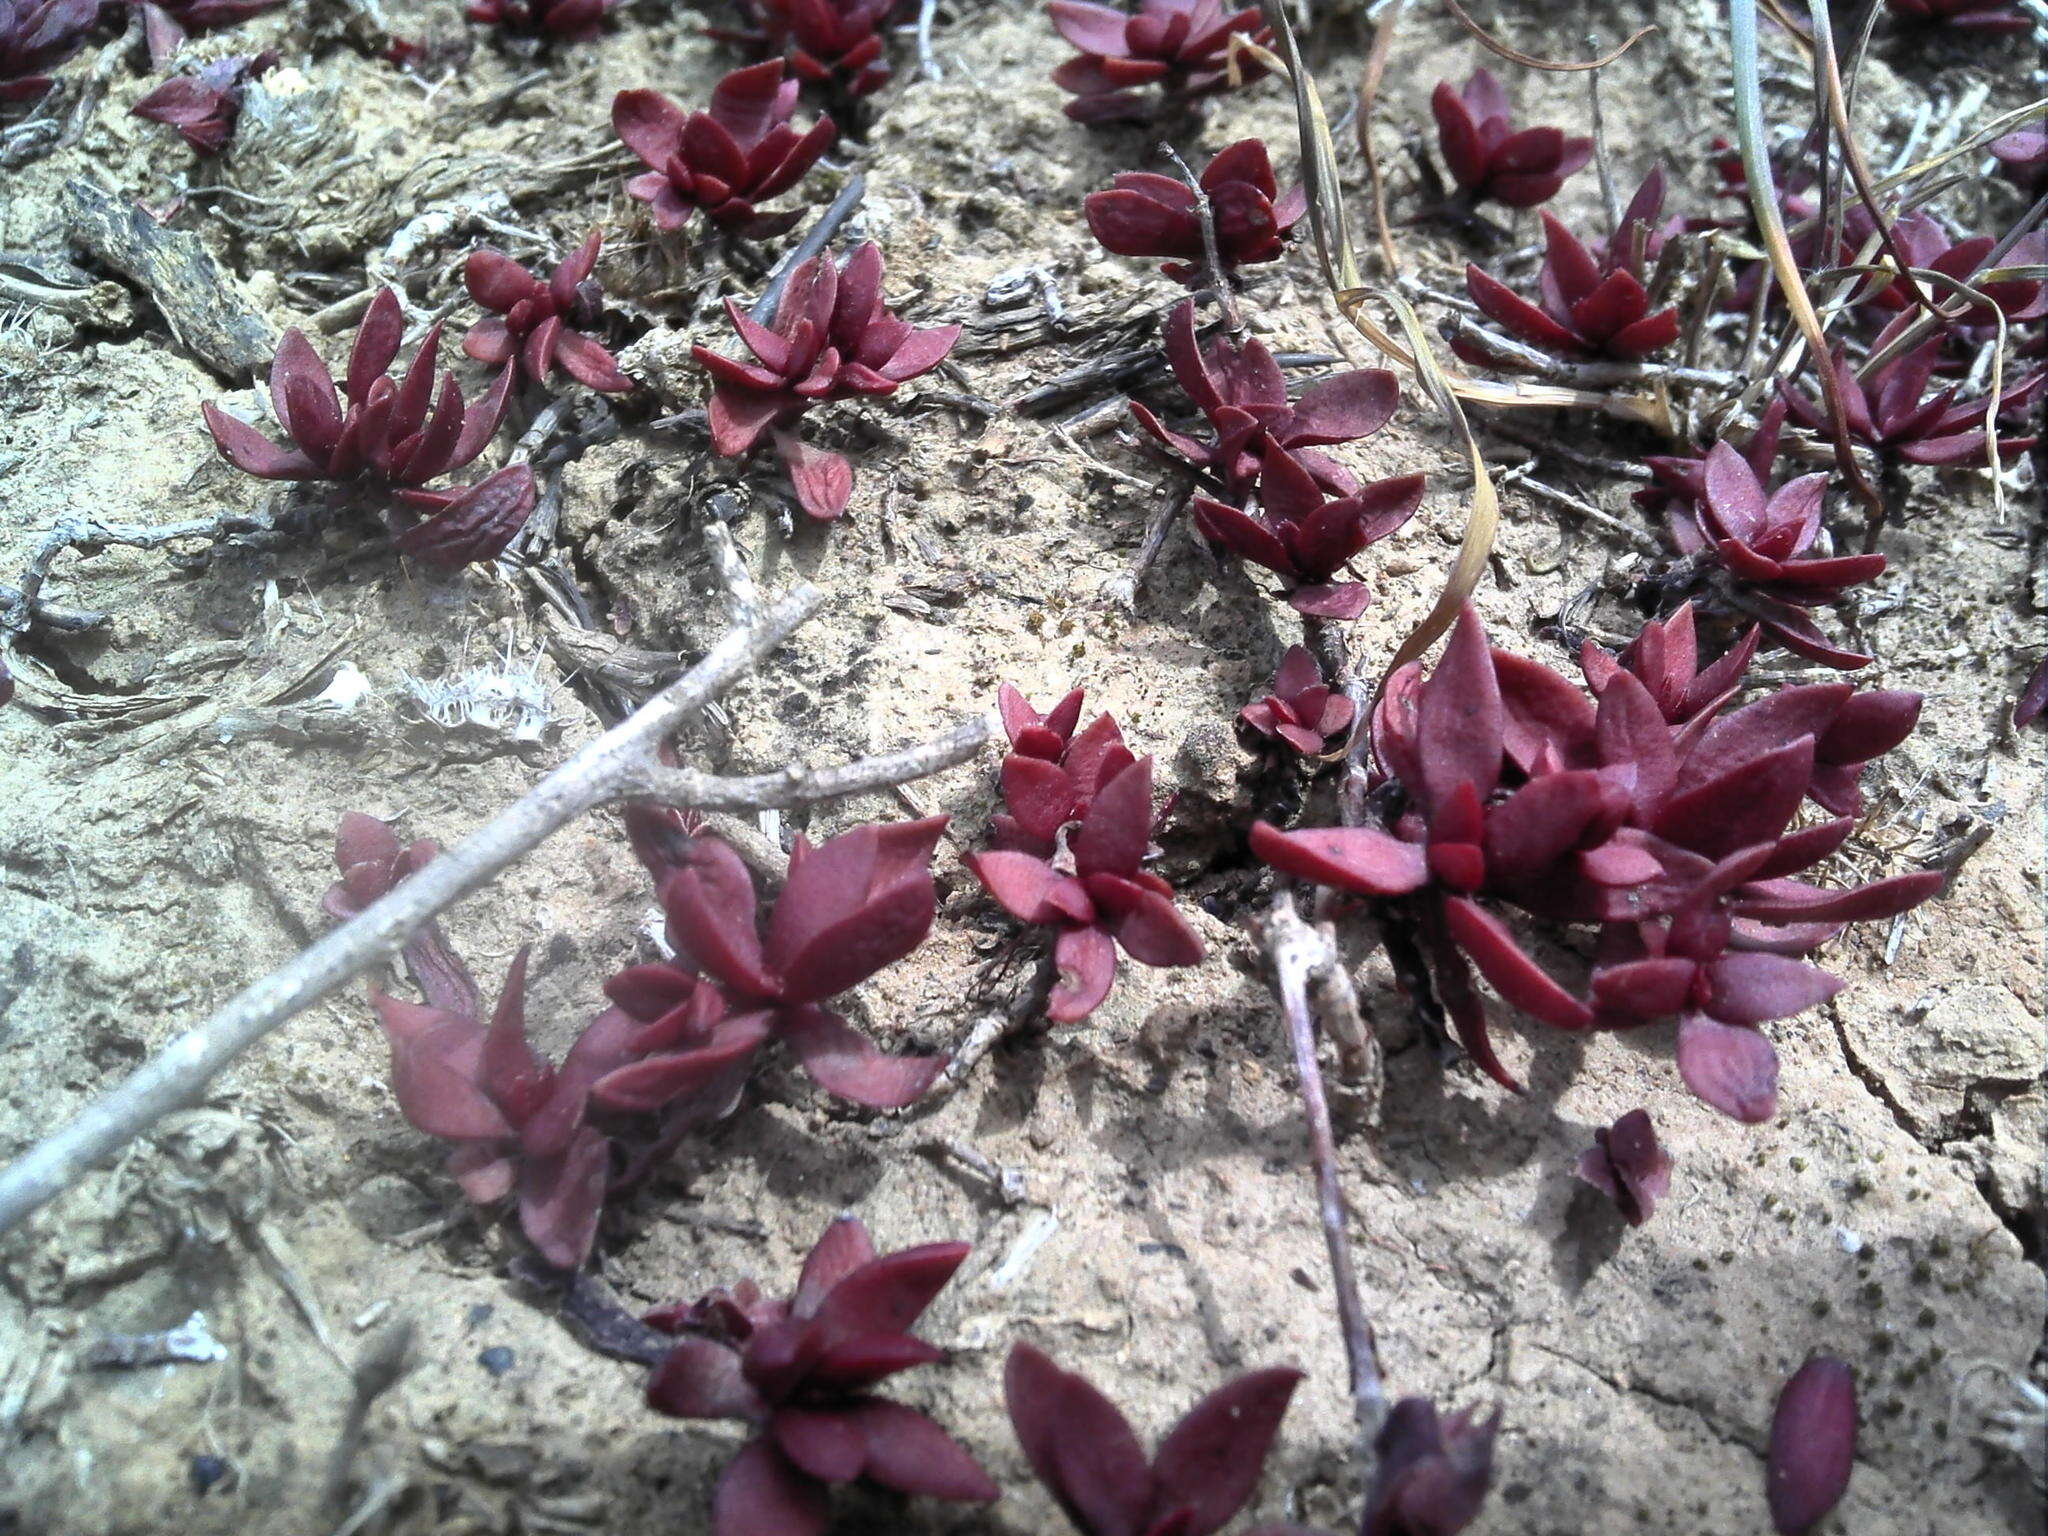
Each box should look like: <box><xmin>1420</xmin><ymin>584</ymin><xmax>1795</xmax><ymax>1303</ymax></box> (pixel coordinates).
<box><xmin>463</xmin><ymin>231</ymin><xmax>632</xmax><ymax>394</ymax></box>
<box><xmin>1767</xmin><ymin>1356</ymin><xmax>1857</xmax><ymax>1535</ymax></box>
<box><xmin>1989</xmin><ymin>126</ymin><xmax>2047</xmax><ymax>193</ymax></box>
<box><xmin>1</xmin><ymin>0</ymin><xmax>96</xmax><ymax>103</ymax></box>
<box><xmin>465</xmin><ymin>0</ymin><xmax>614</xmax><ymax>40</ymax></box>
<box><xmin>1004</xmin><ymin>1342</ymin><xmax>1303</xmax><ymax>1536</ymax></box>
<box><xmin>201</xmin><ymin>288</ymin><xmax>536</xmax><ymax>568</ymax></box>
<box><xmin>129</xmin><ymin>48</ymin><xmax>272</xmax><ymax>153</ymax></box>
<box><xmin>1239</xmin><ymin>645</ymin><xmax>1354</xmax><ymax>757</ymax></box>
<box><xmin>1189</xmin><ymin>439</ymin><xmax>1424</xmax><ymax>618</ymax></box>
<box><xmin>1085</xmin><ymin>138</ymin><xmax>1306</xmax><ymax>287</ymax></box>
<box><xmin>1362</xmin><ymin>1397</ymin><xmax>1501</xmax><ymax>1536</ymax></box>
<box><xmin>1577</xmin><ymin>603</ymin><xmax>1760</xmax><ymax>728</ymax></box>
<box><xmin>641</xmin><ymin>817</ymin><xmax>952</xmax><ymax>1108</ymax></box>
<box><xmin>1779</xmin><ymin>341</ymin><xmax>2043</xmax><ymax>466</ymax></box>
<box><xmin>1430</xmin><ymin>67</ymin><xmax>1591</xmax><ymax>210</ymax></box>
<box><xmin>1884</xmin><ymin>0</ymin><xmax>2029</xmax><ymax>32</ymax></box>
<box><xmin>612</xmin><ymin>62</ymin><xmax>836</xmax><ymax>239</ymax></box>
<box><xmin>1250</xmin><ymin>605</ymin><xmax>1941</xmax><ymax>1119</ymax></box>
<box><xmin>1047</xmin><ymin>0</ymin><xmax>1270</xmax><ymax>123</ymax></box>
<box><xmin>1573</xmin><ymin>1109</ymin><xmax>1672</xmax><ymax>1226</ymax></box>
<box><xmin>971</xmin><ymin>751</ymin><xmax>1204</xmax><ymax>1022</ymax></box>
<box><xmin>130</xmin><ymin>0</ymin><xmax>284</xmax><ymax>68</ymax></box>
<box><xmin>1133</xmin><ymin>299</ymin><xmax>1402</xmax><ymax>502</ymax></box>
<box><xmin>989</xmin><ymin>683</ymin><xmax>1137</xmax><ymax>856</ymax></box>
<box><xmin>732</xmin><ymin>0</ymin><xmax>899</xmax><ymax>99</ymax></box>
<box><xmin>692</xmin><ymin>241</ymin><xmax>960</xmax><ymax>520</ymax></box>
<box><xmin>1462</xmin><ymin>172</ymin><xmax>1681</xmax><ymax>363</ymax></box>
<box><xmin>644</xmin><ymin>1216</ymin><xmax>997</xmax><ymax>1536</ymax></box>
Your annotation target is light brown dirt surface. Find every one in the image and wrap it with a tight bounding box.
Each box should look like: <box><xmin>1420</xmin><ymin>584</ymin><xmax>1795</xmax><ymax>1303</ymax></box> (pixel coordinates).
<box><xmin>0</xmin><ymin>1</ymin><xmax>2043</xmax><ymax>1534</ymax></box>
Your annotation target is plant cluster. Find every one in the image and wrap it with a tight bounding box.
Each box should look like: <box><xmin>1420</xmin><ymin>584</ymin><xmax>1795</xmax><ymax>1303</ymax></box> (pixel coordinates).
<box><xmin>1085</xmin><ymin>137</ymin><xmax>1306</xmax><ymax>287</ymax></box>
<box><xmin>1238</xmin><ymin>645</ymin><xmax>1354</xmax><ymax>759</ymax></box>
<box><xmin>463</xmin><ymin>230</ymin><xmax>634</xmax><ymax>394</ymax></box>
<box><xmin>1047</xmin><ymin>0</ymin><xmax>1270</xmax><ymax>123</ymax></box>
<box><xmin>1251</xmin><ymin>605</ymin><xmax>1941</xmax><ymax>1121</ymax></box>
<box><xmin>1430</xmin><ymin>67</ymin><xmax>1591</xmax><ymax>210</ymax></box>
<box><xmin>693</xmin><ymin>241</ymin><xmax>961</xmax><ymax>519</ymax></box>
<box><xmin>1572</xmin><ymin>1108</ymin><xmax>1671</xmax><ymax>1226</ymax></box>
<box><xmin>713</xmin><ymin>0</ymin><xmax>902</xmax><ymax>101</ymax></box>
<box><xmin>0</xmin><ymin>0</ymin><xmax>95</xmax><ymax>104</ymax></box>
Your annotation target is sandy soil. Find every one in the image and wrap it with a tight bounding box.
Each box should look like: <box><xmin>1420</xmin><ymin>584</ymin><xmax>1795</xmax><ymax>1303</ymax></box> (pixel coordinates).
<box><xmin>0</xmin><ymin>1</ymin><xmax>2042</xmax><ymax>1533</ymax></box>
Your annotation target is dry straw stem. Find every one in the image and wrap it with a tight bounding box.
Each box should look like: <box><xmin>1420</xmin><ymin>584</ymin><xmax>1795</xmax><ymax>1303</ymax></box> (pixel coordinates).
<box><xmin>0</xmin><ymin>583</ymin><xmax>992</xmax><ymax>1236</ymax></box>
<box><xmin>1440</xmin><ymin>0</ymin><xmax>1656</xmax><ymax>71</ymax></box>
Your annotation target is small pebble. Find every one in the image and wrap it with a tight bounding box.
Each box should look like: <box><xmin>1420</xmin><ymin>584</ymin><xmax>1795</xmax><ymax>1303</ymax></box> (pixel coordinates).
<box><xmin>477</xmin><ymin>1346</ymin><xmax>516</xmax><ymax>1378</ymax></box>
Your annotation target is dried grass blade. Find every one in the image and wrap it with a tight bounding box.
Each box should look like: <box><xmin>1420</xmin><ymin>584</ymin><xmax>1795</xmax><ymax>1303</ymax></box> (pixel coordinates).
<box><xmin>1441</xmin><ymin>0</ymin><xmax>1655</xmax><ymax>70</ymax></box>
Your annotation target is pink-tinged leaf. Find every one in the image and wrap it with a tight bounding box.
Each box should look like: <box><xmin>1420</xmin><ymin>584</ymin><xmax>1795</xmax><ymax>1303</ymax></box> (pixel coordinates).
<box><xmin>815</xmin><ymin>1239</ymin><xmax>969</xmax><ymax>1339</ymax></box>
<box><xmin>710</xmin><ymin>1438</ymin><xmax>831</xmax><ymax>1536</ymax></box>
<box><xmin>1152</xmin><ymin>1367</ymin><xmax>1304</xmax><ymax>1536</ymax></box>
<box><xmin>1417</xmin><ymin>605</ymin><xmax>1504</xmax><ymax>813</ymax></box>
<box><xmin>809</xmin><ymin>1333</ymin><xmax>945</xmax><ymax>1392</ymax></box>
<box><xmin>1592</xmin><ymin>955</ymin><xmax>1697</xmax><ymax>1023</ymax></box>
<box><xmin>395</xmin><ymin>463</ymin><xmax>536</xmax><ymax>569</ymax></box>
<box><xmin>1816</xmin><ymin>689</ymin><xmax>1918</xmax><ymax>764</ymax></box>
<box><xmin>971</xmin><ymin>850</ymin><xmax>1093</xmax><ymax>927</ymax></box>
<box><xmin>878</xmin><ymin>323</ymin><xmax>961</xmax><ymax>383</ymax></box>
<box><xmin>777</xmin><ymin>1005</ymin><xmax>944</xmax><ymax>1108</ymax></box>
<box><xmin>1084</xmin><ymin>874</ymin><xmax>1204</xmax><ymax>968</ymax></box>
<box><xmin>603</xmin><ymin>962</ymin><xmax>697</xmax><ymax>1021</ymax></box>
<box><xmin>647</xmin><ymin>1335</ymin><xmax>765</xmax><ymax>1419</ymax></box>
<box><xmin>1048</xmin><ymin>923</ymin><xmax>1118</xmax><ymax>1023</ymax></box>
<box><xmin>1768</xmin><ymin>1356</ymin><xmax>1857</xmax><ymax>1536</ymax></box>
<box><xmin>1682</xmin><ymin>684</ymin><xmax>1851</xmax><ymax>789</ymax></box>
<box><xmin>1495</xmin><ymin>648</ymin><xmax>1597</xmax><ymax>771</ymax></box>
<box><xmin>1431</xmin><ymin>80</ymin><xmax>1486</xmax><ymax>190</ymax></box>
<box><xmin>1574</xmin><ymin>1108</ymin><xmax>1671</xmax><ymax>1226</ymax></box>
<box><xmin>1594</xmin><ymin>669</ymin><xmax>1676</xmax><ymax>820</ymax></box>
<box><xmin>1000</xmin><ymin>754</ymin><xmax>1081</xmax><ymax>843</ymax></box>
<box><xmin>517</xmin><ymin>1126</ymin><xmax>608</xmax><ymax>1271</ymax></box>
<box><xmin>774</xmin><ymin>431</ymin><xmax>853</xmax><ymax>519</ymax></box>
<box><xmin>1567</xmin><ymin>269</ymin><xmax>1653</xmax><ymax>346</ymax></box>
<box><xmin>1481</xmin><ymin>770</ymin><xmax>1622</xmax><ymax>886</ymax></box>
<box><xmin>346</xmin><ymin>288</ymin><xmax>404</xmax><ymax>405</ymax></box>
<box><xmin>201</xmin><ymin>402</ymin><xmax>322</xmax><ymax>479</ymax></box>
<box><xmin>588</xmin><ymin>1012</ymin><xmax>770</xmax><ymax>1115</ymax></box>
<box><xmin>1048</xmin><ymin>0</ymin><xmax>1132</xmax><ymax>54</ymax></box>
<box><xmin>791</xmin><ymin>1216</ymin><xmax>876</xmax><ymax>1319</ymax></box>
<box><xmin>856</xmin><ymin>1401</ymin><xmax>1000</xmax><ymax>1502</ymax></box>
<box><xmin>1087</xmin><ymin>185</ymin><xmax>1197</xmax><ymax>256</ymax></box>
<box><xmin>1705</xmin><ymin>953</ymin><xmax>1842</xmax><ymax>1026</ymax></box>
<box><xmin>1655</xmin><ymin>736</ymin><xmax>1816</xmax><ymax>859</ymax></box>
<box><xmin>1729</xmin><ymin>870</ymin><xmax>1943</xmax><ymax>924</ymax></box>
<box><xmin>370</xmin><ymin>993</ymin><xmax>511</xmax><ymax>1141</ymax></box>
<box><xmin>1073</xmin><ymin>756</ymin><xmax>1154</xmax><ymax>879</ymax></box>
<box><xmin>1005</xmin><ymin>1343</ymin><xmax>1152</xmax><ymax>1536</ymax></box>
<box><xmin>1444</xmin><ymin>898</ymin><xmax>1590</xmax><ymax>1029</ymax></box>
<box><xmin>553</xmin><ymin>328</ymin><xmax>632</xmax><ymax>392</ymax></box>
<box><xmin>1288</xmin><ymin>368</ymin><xmax>1399</xmax><ymax>445</ymax></box>
<box><xmin>1286</xmin><ymin>582</ymin><xmax>1373</xmax><ymax>620</ymax></box>
<box><xmin>1676</xmin><ymin>1013</ymin><xmax>1778</xmax><ymax>1122</ymax></box>
<box><xmin>1539</xmin><ymin>212</ymin><xmax>1602</xmax><ymax>309</ymax></box>
<box><xmin>480</xmin><ymin>948</ymin><xmax>550</xmax><ymax>1122</ymax></box>
<box><xmin>772</xmin><ymin>1407</ymin><xmax>867</xmax><ymax>1484</ymax></box>
<box><xmin>1248</xmin><ymin>821</ymin><xmax>1429</xmax><ymax>895</ymax></box>
<box><xmin>465</xmin><ymin>248</ymin><xmax>536</xmax><ymax>313</ymax></box>
<box><xmin>1201</xmin><ymin>137</ymin><xmax>1277</xmax><ymax>198</ymax></box>
<box><xmin>706</xmin><ymin>382</ymin><xmax>791</xmax><ymax>458</ymax></box>
<box><xmin>665</xmin><ymin>839</ymin><xmax>776</xmax><ymax>998</ymax></box>
<box><xmin>1752</xmin><ymin>818</ymin><xmax>1854</xmax><ymax>881</ymax></box>
<box><xmin>769</xmin><ymin>817</ymin><xmax>945</xmax><ymax>1000</ymax></box>
<box><xmin>1465</xmin><ymin>264</ymin><xmax>1582</xmax><ymax>353</ymax></box>
<box><xmin>611</xmin><ymin>87</ymin><xmax>686</xmax><ymax>166</ymax></box>
<box><xmin>448</xmin><ymin>1145</ymin><xmax>515</xmax><ymax>1204</ymax></box>
<box><xmin>1363</xmin><ymin>1397</ymin><xmax>1502</xmax><ymax>1536</ymax></box>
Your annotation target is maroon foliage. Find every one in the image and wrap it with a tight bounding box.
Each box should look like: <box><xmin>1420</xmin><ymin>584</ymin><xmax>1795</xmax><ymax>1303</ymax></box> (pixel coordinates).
<box><xmin>1578</xmin><ymin>603</ymin><xmax>1760</xmax><ymax>727</ymax></box>
<box><xmin>1884</xmin><ymin>0</ymin><xmax>2028</xmax><ymax>32</ymax></box>
<box><xmin>1086</xmin><ymin>139</ymin><xmax>1306</xmax><ymax>287</ymax></box>
<box><xmin>466</xmin><ymin>0</ymin><xmax>614</xmax><ymax>41</ymax></box>
<box><xmin>1779</xmin><ymin>342</ymin><xmax>2043</xmax><ymax>466</ymax></box>
<box><xmin>1989</xmin><ymin>127</ymin><xmax>2047</xmax><ymax>192</ymax></box>
<box><xmin>1573</xmin><ymin>1108</ymin><xmax>1672</xmax><ymax>1225</ymax></box>
<box><xmin>463</xmin><ymin>231</ymin><xmax>633</xmax><ymax>394</ymax></box>
<box><xmin>2017</xmin><ymin>656</ymin><xmax>2048</xmax><ymax>729</ymax></box>
<box><xmin>1462</xmin><ymin>172</ymin><xmax>1680</xmax><ymax>362</ymax></box>
<box><xmin>129</xmin><ymin>49</ymin><xmax>272</xmax><ymax>154</ymax></box>
<box><xmin>201</xmin><ymin>289</ymin><xmax>532</xmax><ymax>566</ymax></box>
<box><xmin>1190</xmin><ymin>445</ymin><xmax>1424</xmax><ymax>619</ymax></box>
<box><xmin>1250</xmin><ymin>605</ymin><xmax>1940</xmax><ymax>1118</ymax></box>
<box><xmin>1362</xmin><ymin>1397</ymin><xmax>1501</xmax><ymax>1536</ymax></box>
<box><xmin>130</xmin><ymin>0</ymin><xmax>283</xmax><ymax>68</ymax></box>
<box><xmin>1005</xmin><ymin>1342</ymin><xmax>1302</xmax><ymax>1536</ymax></box>
<box><xmin>1239</xmin><ymin>645</ymin><xmax>1354</xmax><ymax>757</ymax></box>
<box><xmin>1863</xmin><ymin>214</ymin><xmax>2047</xmax><ymax>331</ymax></box>
<box><xmin>612</xmin><ymin>62</ymin><xmax>835</xmax><ymax>238</ymax></box>
<box><xmin>737</xmin><ymin>0</ymin><xmax>899</xmax><ymax>99</ymax></box>
<box><xmin>692</xmin><ymin>241</ymin><xmax>959</xmax><ymax>519</ymax></box>
<box><xmin>1767</xmin><ymin>1356</ymin><xmax>1856</xmax><ymax>1535</ymax></box>
<box><xmin>647</xmin><ymin>817</ymin><xmax>951</xmax><ymax>1107</ymax></box>
<box><xmin>1430</xmin><ymin>68</ymin><xmax>1590</xmax><ymax>210</ymax></box>
<box><xmin>1047</xmin><ymin>0</ymin><xmax>1269</xmax><ymax>123</ymax></box>
<box><xmin>645</xmin><ymin>1216</ymin><xmax>996</xmax><ymax>1536</ymax></box>
<box><xmin>1133</xmin><ymin>299</ymin><xmax>1402</xmax><ymax>502</ymax></box>
<box><xmin>323</xmin><ymin>812</ymin><xmax>479</xmax><ymax>1018</ymax></box>
<box><xmin>972</xmin><ymin>750</ymin><xmax>1204</xmax><ymax>1022</ymax></box>
<box><xmin>0</xmin><ymin>0</ymin><xmax>95</xmax><ymax>103</ymax></box>
<box><xmin>988</xmin><ymin>683</ymin><xmax>1135</xmax><ymax>855</ymax></box>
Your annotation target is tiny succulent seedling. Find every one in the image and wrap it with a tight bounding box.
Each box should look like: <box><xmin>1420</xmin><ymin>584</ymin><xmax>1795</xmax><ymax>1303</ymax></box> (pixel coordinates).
<box><xmin>1463</xmin><ymin>171</ymin><xmax>1681</xmax><ymax>362</ymax></box>
<box><xmin>464</xmin><ymin>231</ymin><xmax>633</xmax><ymax>393</ymax></box>
<box><xmin>1251</xmin><ymin>605</ymin><xmax>1941</xmax><ymax>1118</ymax></box>
<box><xmin>1005</xmin><ymin>1342</ymin><xmax>1303</xmax><ymax>1536</ymax></box>
<box><xmin>1767</xmin><ymin>1356</ymin><xmax>1856</xmax><ymax>1534</ymax></box>
<box><xmin>1134</xmin><ymin>298</ymin><xmax>1402</xmax><ymax>502</ymax></box>
<box><xmin>644</xmin><ymin>817</ymin><xmax>952</xmax><ymax>1107</ymax></box>
<box><xmin>1239</xmin><ymin>645</ymin><xmax>1354</xmax><ymax>757</ymax></box>
<box><xmin>644</xmin><ymin>1215</ymin><xmax>996</xmax><ymax>1536</ymax></box>
<box><xmin>1884</xmin><ymin>0</ymin><xmax>2029</xmax><ymax>32</ymax></box>
<box><xmin>130</xmin><ymin>0</ymin><xmax>284</xmax><ymax>68</ymax></box>
<box><xmin>988</xmin><ymin>683</ymin><xmax>1136</xmax><ymax>855</ymax></box>
<box><xmin>1189</xmin><ymin>441</ymin><xmax>1424</xmax><ymax>618</ymax></box>
<box><xmin>201</xmin><ymin>288</ymin><xmax>536</xmax><ymax>569</ymax></box>
<box><xmin>693</xmin><ymin>241</ymin><xmax>960</xmax><ymax>519</ymax></box>
<box><xmin>1047</xmin><ymin>0</ymin><xmax>1269</xmax><ymax>123</ymax></box>
<box><xmin>0</xmin><ymin>0</ymin><xmax>95</xmax><ymax>102</ymax></box>
<box><xmin>1573</xmin><ymin>1109</ymin><xmax>1672</xmax><ymax>1225</ymax></box>
<box><xmin>1780</xmin><ymin>342</ymin><xmax>2043</xmax><ymax>466</ymax></box>
<box><xmin>1086</xmin><ymin>138</ymin><xmax>1306</xmax><ymax>287</ymax></box>
<box><xmin>129</xmin><ymin>48</ymin><xmax>273</xmax><ymax>153</ymax></box>
<box><xmin>722</xmin><ymin>0</ymin><xmax>900</xmax><ymax>100</ymax></box>
<box><xmin>1362</xmin><ymin>1397</ymin><xmax>1502</xmax><ymax>1536</ymax></box>
<box><xmin>613</xmin><ymin>62</ymin><xmax>835</xmax><ymax>239</ymax></box>
<box><xmin>1430</xmin><ymin>68</ymin><xmax>1591</xmax><ymax>210</ymax></box>
<box><xmin>466</xmin><ymin>0</ymin><xmax>615</xmax><ymax>41</ymax></box>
